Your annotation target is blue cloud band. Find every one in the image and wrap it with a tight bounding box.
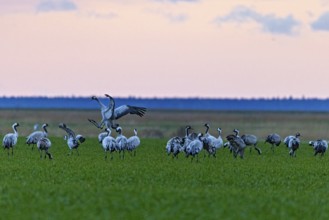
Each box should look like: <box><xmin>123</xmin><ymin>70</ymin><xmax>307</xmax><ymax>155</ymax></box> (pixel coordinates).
<box><xmin>37</xmin><ymin>0</ymin><xmax>77</xmax><ymax>12</ymax></box>
<box><xmin>215</xmin><ymin>6</ymin><xmax>300</xmax><ymax>35</ymax></box>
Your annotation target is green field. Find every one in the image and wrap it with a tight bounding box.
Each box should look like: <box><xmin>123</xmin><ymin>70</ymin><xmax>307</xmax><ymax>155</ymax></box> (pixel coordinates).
<box><xmin>1</xmin><ymin>109</ymin><xmax>329</xmax><ymax>219</ymax></box>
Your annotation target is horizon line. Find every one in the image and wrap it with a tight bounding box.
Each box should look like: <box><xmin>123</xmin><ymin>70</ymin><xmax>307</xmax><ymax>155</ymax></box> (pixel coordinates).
<box><xmin>2</xmin><ymin>95</ymin><xmax>329</xmax><ymax>100</ymax></box>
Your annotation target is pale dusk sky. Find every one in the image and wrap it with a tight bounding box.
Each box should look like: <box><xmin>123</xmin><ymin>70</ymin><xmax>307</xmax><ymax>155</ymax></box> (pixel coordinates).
<box><xmin>1</xmin><ymin>0</ymin><xmax>329</xmax><ymax>98</ymax></box>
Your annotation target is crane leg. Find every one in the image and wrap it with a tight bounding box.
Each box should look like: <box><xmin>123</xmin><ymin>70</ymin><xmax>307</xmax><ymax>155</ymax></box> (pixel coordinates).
<box><xmin>255</xmin><ymin>146</ymin><xmax>262</xmax><ymax>155</ymax></box>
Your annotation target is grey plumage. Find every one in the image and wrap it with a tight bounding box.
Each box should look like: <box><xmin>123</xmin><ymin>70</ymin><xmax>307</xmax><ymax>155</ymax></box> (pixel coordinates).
<box><xmin>309</xmin><ymin>139</ymin><xmax>328</xmax><ymax>156</ymax></box>
<box><xmin>214</xmin><ymin>128</ymin><xmax>224</xmax><ymax>149</ymax></box>
<box><xmin>59</xmin><ymin>123</ymin><xmax>85</xmax><ymax>156</ymax></box>
<box><xmin>284</xmin><ymin>132</ymin><xmax>301</xmax><ymax>147</ymax></box>
<box><xmin>166</xmin><ymin>136</ymin><xmax>184</xmax><ymax>158</ymax></box>
<box><xmin>88</xmin><ymin>94</ymin><xmax>146</xmax><ymax>130</ymax></box>
<box><xmin>181</xmin><ymin>125</ymin><xmax>195</xmax><ymax>154</ymax></box>
<box><xmin>188</xmin><ymin>132</ymin><xmax>198</xmax><ymax>140</ymax></box>
<box><xmin>89</xmin><ymin>94</ymin><xmax>116</xmax><ymax>129</ymax></box>
<box><xmin>226</xmin><ymin>134</ymin><xmax>246</xmax><ymax>159</ymax></box>
<box><xmin>127</xmin><ymin>129</ymin><xmax>140</xmax><ymax>156</ymax></box>
<box><xmin>242</xmin><ymin>134</ymin><xmax>262</xmax><ymax>154</ymax></box>
<box><xmin>234</xmin><ymin>129</ymin><xmax>262</xmax><ymax>155</ymax></box>
<box><xmin>233</xmin><ymin>128</ymin><xmax>240</xmax><ymax>137</ymax></box>
<box><xmin>2</xmin><ymin>123</ymin><xmax>20</xmax><ymax>156</ymax></box>
<box><xmin>185</xmin><ymin>133</ymin><xmax>204</xmax><ymax>162</ymax></box>
<box><xmin>265</xmin><ymin>133</ymin><xmax>281</xmax><ymax>152</ymax></box>
<box><xmin>288</xmin><ymin>136</ymin><xmax>300</xmax><ymax>157</ymax></box>
<box><xmin>37</xmin><ymin>137</ymin><xmax>53</xmax><ymax>159</ymax></box>
<box><xmin>26</xmin><ymin>123</ymin><xmax>49</xmax><ymax>150</ymax></box>
<box><xmin>101</xmin><ymin>128</ymin><xmax>117</xmax><ymax>160</ymax></box>
<box><xmin>98</xmin><ymin>130</ymin><xmax>108</xmax><ymax>143</ymax></box>
<box><xmin>114</xmin><ymin>105</ymin><xmax>146</xmax><ymax>119</ymax></box>
<box><xmin>115</xmin><ymin>126</ymin><xmax>128</xmax><ymax>159</ymax></box>
<box><xmin>203</xmin><ymin>123</ymin><xmax>217</xmax><ymax>157</ymax></box>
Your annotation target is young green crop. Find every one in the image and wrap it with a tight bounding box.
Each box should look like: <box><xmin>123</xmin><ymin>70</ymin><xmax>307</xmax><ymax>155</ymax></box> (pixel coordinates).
<box><xmin>1</xmin><ymin>137</ymin><xmax>329</xmax><ymax>219</ymax></box>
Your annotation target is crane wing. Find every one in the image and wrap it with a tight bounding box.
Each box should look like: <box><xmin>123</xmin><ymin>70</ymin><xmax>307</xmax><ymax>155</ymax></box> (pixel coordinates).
<box><xmin>104</xmin><ymin>108</ymin><xmax>113</xmax><ymax>119</ymax></box>
<box><xmin>103</xmin><ymin>94</ymin><xmax>115</xmax><ymax>120</ymax></box>
<box><xmin>226</xmin><ymin>134</ymin><xmax>246</xmax><ymax>149</ymax></box>
<box><xmin>114</xmin><ymin>105</ymin><xmax>147</xmax><ymax>119</ymax></box>
<box><xmin>59</xmin><ymin>124</ymin><xmax>76</xmax><ymax>138</ymax></box>
<box><xmin>65</xmin><ymin>127</ymin><xmax>76</xmax><ymax>138</ymax></box>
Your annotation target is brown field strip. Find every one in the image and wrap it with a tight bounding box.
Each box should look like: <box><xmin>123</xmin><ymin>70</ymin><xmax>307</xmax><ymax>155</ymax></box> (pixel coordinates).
<box><xmin>0</xmin><ymin>109</ymin><xmax>328</xmax><ymax>141</ymax></box>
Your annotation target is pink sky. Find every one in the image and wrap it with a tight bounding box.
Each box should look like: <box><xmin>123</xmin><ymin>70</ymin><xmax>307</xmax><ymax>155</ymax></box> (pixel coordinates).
<box><xmin>1</xmin><ymin>0</ymin><xmax>329</xmax><ymax>98</ymax></box>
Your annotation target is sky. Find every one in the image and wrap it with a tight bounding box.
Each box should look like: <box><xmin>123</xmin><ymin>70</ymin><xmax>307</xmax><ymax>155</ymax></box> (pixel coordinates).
<box><xmin>1</xmin><ymin>0</ymin><xmax>329</xmax><ymax>98</ymax></box>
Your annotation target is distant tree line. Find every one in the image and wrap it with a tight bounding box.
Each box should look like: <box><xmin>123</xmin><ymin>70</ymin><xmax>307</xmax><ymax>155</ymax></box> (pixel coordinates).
<box><xmin>1</xmin><ymin>97</ymin><xmax>329</xmax><ymax>112</ymax></box>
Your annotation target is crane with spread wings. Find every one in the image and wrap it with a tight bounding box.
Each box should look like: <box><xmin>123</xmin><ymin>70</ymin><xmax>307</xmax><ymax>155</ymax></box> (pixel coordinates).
<box><xmin>88</xmin><ymin>94</ymin><xmax>147</xmax><ymax>130</ymax></box>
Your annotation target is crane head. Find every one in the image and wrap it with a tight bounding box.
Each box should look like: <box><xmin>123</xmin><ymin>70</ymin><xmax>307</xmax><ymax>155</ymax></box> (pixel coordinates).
<box><xmin>59</xmin><ymin>123</ymin><xmax>67</xmax><ymax>128</ymax></box>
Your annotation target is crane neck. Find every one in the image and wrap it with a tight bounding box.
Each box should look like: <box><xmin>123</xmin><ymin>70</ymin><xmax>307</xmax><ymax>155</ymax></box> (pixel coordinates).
<box><xmin>43</xmin><ymin>125</ymin><xmax>48</xmax><ymax>134</ymax></box>
<box><xmin>94</xmin><ymin>97</ymin><xmax>106</xmax><ymax>109</ymax></box>
<box><xmin>205</xmin><ymin>125</ymin><xmax>209</xmax><ymax>134</ymax></box>
<box><xmin>185</xmin><ymin>127</ymin><xmax>190</xmax><ymax>137</ymax></box>
<box><xmin>13</xmin><ymin>125</ymin><xmax>18</xmax><ymax>135</ymax></box>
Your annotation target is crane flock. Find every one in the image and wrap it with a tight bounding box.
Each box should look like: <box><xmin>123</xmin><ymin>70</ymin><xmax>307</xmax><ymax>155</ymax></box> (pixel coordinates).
<box><xmin>1</xmin><ymin>94</ymin><xmax>327</xmax><ymax>161</ymax></box>
<box><xmin>1</xmin><ymin>95</ymin><xmax>145</xmax><ymax>160</ymax></box>
<box><xmin>166</xmin><ymin>125</ymin><xmax>328</xmax><ymax>161</ymax></box>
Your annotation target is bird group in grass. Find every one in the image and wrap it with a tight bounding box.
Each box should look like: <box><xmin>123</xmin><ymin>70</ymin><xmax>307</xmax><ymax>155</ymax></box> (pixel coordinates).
<box><xmin>90</xmin><ymin>94</ymin><xmax>143</xmax><ymax>160</ymax></box>
<box><xmin>3</xmin><ymin>94</ymin><xmax>328</xmax><ymax>161</ymax></box>
<box><xmin>1</xmin><ymin>122</ymin><xmax>86</xmax><ymax>159</ymax></box>
<box><xmin>98</xmin><ymin>127</ymin><xmax>140</xmax><ymax>160</ymax></box>
<box><xmin>166</xmin><ymin>124</ymin><xmax>224</xmax><ymax>162</ymax></box>
<box><xmin>1</xmin><ymin>94</ymin><xmax>145</xmax><ymax>160</ymax></box>
<box><xmin>166</xmin><ymin>124</ymin><xmax>328</xmax><ymax>161</ymax></box>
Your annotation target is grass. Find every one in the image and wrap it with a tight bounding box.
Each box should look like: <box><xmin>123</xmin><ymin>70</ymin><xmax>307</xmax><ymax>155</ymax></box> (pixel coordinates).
<box><xmin>1</xmin><ymin>109</ymin><xmax>329</xmax><ymax>219</ymax></box>
<box><xmin>1</xmin><ymin>136</ymin><xmax>329</xmax><ymax>219</ymax></box>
